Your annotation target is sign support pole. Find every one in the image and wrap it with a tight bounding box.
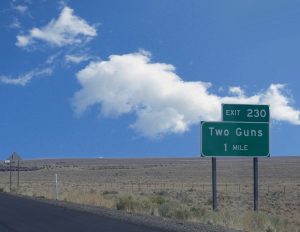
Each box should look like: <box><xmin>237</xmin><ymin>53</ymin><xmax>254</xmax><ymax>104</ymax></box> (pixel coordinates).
<box><xmin>253</xmin><ymin>157</ymin><xmax>258</xmax><ymax>211</ymax></box>
<box><xmin>17</xmin><ymin>160</ymin><xmax>20</xmax><ymax>190</ymax></box>
<box><xmin>9</xmin><ymin>161</ymin><xmax>12</xmax><ymax>192</ymax></box>
<box><xmin>212</xmin><ymin>157</ymin><xmax>217</xmax><ymax>211</ymax></box>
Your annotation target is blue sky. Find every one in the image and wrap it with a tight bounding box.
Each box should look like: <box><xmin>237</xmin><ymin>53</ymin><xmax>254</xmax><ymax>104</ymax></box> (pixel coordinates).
<box><xmin>0</xmin><ymin>0</ymin><xmax>300</xmax><ymax>159</ymax></box>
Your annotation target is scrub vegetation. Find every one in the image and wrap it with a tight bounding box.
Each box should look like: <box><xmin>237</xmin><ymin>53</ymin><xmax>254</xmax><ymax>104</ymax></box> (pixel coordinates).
<box><xmin>112</xmin><ymin>193</ymin><xmax>298</xmax><ymax>232</ymax></box>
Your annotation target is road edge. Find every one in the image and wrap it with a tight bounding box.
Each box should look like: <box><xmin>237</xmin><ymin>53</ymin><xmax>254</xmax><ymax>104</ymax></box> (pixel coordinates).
<box><xmin>4</xmin><ymin>192</ymin><xmax>241</xmax><ymax>232</ymax></box>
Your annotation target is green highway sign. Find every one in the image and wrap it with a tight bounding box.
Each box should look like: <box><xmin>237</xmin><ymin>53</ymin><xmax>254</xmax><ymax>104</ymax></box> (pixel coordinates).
<box><xmin>201</xmin><ymin>121</ymin><xmax>269</xmax><ymax>157</ymax></box>
<box><xmin>222</xmin><ymin>104</ymin><xmax>269</xmax><ymax>123</ymax></box>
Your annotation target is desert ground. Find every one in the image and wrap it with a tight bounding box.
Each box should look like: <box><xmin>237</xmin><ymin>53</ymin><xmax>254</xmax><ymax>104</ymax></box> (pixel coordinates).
<box><xmin>0</xmin><ymin>157</ymin><xmax>299</xmax><ymax>232</ymax></box>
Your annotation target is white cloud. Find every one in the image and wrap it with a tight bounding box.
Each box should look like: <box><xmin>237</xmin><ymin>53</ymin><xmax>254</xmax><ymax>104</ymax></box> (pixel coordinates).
<box><xmin>45</xmin><ymin>52</ymin><xmax>61</xmax><ymax>64</ymax></box>
<box><xmin>9</xmin><ymin>18</ymin><xmax>21</xmax><ymax>29</ymax></box>
<box><xmin>229</xmin><ymin>86</ymin><xmax>245</xmax><ymax>97</ymax></box>
<box><xmin>13</xmin><ymin>5</ymin><xmax>28</xmax><ymax>14</ymax></box>
<box><xmin>0</xmin><ymin>67</ymin><xmax>53</xmax><ymax>86</ymax></box>
<box><xmin>16</xmin><ymin>6</ymin><xmax>97</xmax><ymax>48</ymax></box>
<box><xmin>64</xmin><ymin>54</ymin><xmax>90</xmax><ymax>64</ymax></box>
<box><xmin>16</xmin><ymin>35</ymin><xmax>30</xmax><ymax>47</ymax></box>
<box><xmin>73</xmin><ymin>51</ymin><xmax>300</xmax><ymax>137</ymax></box>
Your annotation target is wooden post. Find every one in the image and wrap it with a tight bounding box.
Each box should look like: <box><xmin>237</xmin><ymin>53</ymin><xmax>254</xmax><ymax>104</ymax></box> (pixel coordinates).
<box><xmin>55</xmin><ymin>173</ymin><xmax>58</xmax><ymax>200</ymax></box>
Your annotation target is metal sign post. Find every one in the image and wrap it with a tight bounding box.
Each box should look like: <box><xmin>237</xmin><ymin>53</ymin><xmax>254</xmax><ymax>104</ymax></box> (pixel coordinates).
<box><xmin>17</xmin><ymin>160</ymin><xmax>20</xmax><ymax>189</ymax></box>
<box><xmin>212</xmin><ymin>157</ymin><xmax>217</xmax><ymax>211</ymax></box>
<box><xmin>9</xmin><ymin>161</ymin><xmax>12</xmax><ymax>192</ymax></box>
<box><xmin>253</xmin><ymin>157</ymin><xmax>258</xmax><ymax>211</ymax></box>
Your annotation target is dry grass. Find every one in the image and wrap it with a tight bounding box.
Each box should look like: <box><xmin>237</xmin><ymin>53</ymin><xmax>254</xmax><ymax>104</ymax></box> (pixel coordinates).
<box><xmin>0</xmin><ymin>157</ymin><xmax>299</xmax><ymax>231</ymax></box>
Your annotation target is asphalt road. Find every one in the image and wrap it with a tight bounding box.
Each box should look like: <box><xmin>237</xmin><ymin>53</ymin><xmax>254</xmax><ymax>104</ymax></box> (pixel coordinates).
<box><xmin>0</xmin><ymin>193</ymin><xmax>170</xmax><ymax>232</ymax></box>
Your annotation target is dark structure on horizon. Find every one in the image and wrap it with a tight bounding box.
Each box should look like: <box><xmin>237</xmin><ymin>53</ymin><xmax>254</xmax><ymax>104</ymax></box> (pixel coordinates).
<box><xmin>7</xmin><ymin>152</ymin><xmax>22</xmax><ymax>161</ymax></box>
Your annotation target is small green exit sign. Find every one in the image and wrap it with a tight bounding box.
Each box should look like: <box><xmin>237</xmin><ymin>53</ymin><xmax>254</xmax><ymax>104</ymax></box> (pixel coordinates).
<box><xmin>222</xmin><ymin>104</ymin><xmax>269</xmax><ymax>123</ymax></box>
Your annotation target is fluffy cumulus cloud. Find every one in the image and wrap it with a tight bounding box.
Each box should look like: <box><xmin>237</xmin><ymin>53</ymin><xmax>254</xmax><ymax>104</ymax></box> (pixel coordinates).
<box><xmin>16</xmin><ymin>6</ymin><xmax>97</xmax><ymax>48</ymax></box>
<box><xmin>73</xmin><ymin>51</ymin><xmax>300</xmax><ymax>137</ymax></box>
<box><xmin>0</xmin><ymin>67</ymin><xmax>53</xmax><ymax>86</ymax></box>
